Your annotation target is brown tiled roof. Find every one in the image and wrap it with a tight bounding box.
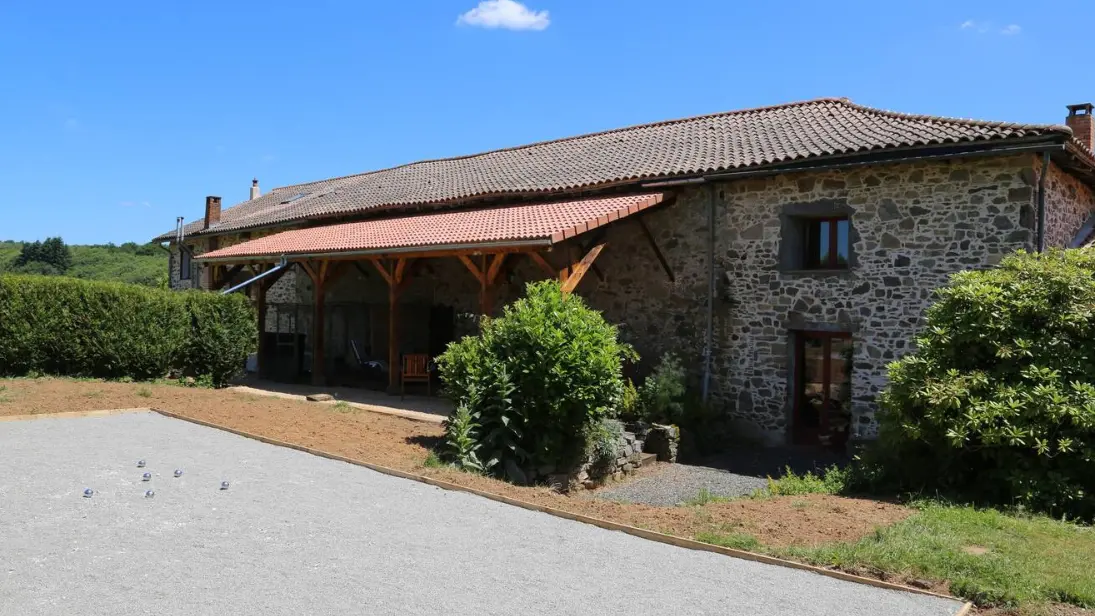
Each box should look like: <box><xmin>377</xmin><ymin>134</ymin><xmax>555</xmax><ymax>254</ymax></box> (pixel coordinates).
<box><xmin>158</xmin><ymin>97</ymin><xmax>1075</xmax><ymax>241</ymax></box>
<box><xmin>197</xmin><ymin>194</ymin><xmax>665</xmax><ymax>261</ymax></box>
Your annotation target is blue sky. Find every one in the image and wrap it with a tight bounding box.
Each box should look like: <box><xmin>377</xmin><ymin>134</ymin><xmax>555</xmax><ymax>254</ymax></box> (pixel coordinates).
<box><xmin>0</xmin><ymin>0</ymin><xmax>1090</xmax><ymax>244</ymax></box>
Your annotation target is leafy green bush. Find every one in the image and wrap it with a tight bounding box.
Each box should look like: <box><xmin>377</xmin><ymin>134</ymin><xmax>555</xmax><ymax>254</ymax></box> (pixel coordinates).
<box><xmin>0</xmin><ymin>274</ymin><xmax>254</xmax><ymax>386</ymax></box>
<box><xmin>438</xmin><ymin>280</ymin><xmax>635</xmax><ymax>479</ymax></box>
<box><xmin>638</xmin><ymin>352</ymin><xmax>686</xmax><ymax>423</ymax></box>
<box><xmin>586</xmin><ymin>418</ymin><xmax>624</xmax><ymax>468</ymax></box>
<box><xmin>756</xmin><ymin>466</ymin><xmax>851</xmax><ymax>497</ymax></box>
<box><xmin>876</xmin><ymin>250</ymin><xmax>1095</xmax><ymax>519</ymax></box>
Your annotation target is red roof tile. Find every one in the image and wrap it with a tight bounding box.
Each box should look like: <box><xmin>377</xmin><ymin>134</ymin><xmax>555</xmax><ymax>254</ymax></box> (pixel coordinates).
<box><xmin>198</xmin><ymin>194</ymin><xmax>664</xmax><ymax>261</ymax></box>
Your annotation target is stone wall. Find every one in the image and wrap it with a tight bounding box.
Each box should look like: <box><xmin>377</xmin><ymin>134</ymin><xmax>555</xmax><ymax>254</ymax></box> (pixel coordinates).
<box><xmin>582</xmin><ymin>155</ymin><xmax>1049</xmax><ymax>444</ymax></box>
<box><xmin>1042</xmin><ymin>160</ymin><xmax>1095</xmax><ymax>248</ymax></box>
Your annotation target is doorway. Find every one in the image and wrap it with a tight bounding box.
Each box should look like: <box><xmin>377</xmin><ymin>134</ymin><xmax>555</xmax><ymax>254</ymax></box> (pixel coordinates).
<box><xmin>793</xmin><ymin>331</ymin><xmax>852</xmax><ymax>448</ymax></box>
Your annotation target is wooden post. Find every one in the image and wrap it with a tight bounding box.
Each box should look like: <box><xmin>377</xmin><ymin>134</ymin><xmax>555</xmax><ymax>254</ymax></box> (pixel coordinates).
<box><xmin>371</xmin><ymin>258</ymin><xmax>409</xmax><ymax>394</ymax></box>
<box><xmin>388</xmin><ymin>276</ymin><xmax>399</xmax><ymax>393</ymax></box>
<box><xmin>255</xmin><ymin>274</ymin><xmax>267</xmax><ymax>379</ymax></box>
<box><xmin>312</xmin><ymin>262</ymin><xmax>328</xmax><ymax>386</ymax></box>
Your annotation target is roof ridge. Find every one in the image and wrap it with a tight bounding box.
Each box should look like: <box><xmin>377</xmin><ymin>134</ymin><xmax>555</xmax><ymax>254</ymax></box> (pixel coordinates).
<box><xmin>268</xmin><ymin>97</ymin><xmax>850</xmax><ymax>192</ymax></box>
<box><xmin>835</xmin><ymin>99</ymin><xmax>1072</xmax><ymax>133</ymax></box>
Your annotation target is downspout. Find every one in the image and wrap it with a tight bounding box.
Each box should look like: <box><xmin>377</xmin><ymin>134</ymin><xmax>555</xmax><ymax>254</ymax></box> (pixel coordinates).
<box><xmin>221</xmin><ymin>257</ymin><xmax>289</xmax><ymax>295</ymax></box>
<box><xmin>702</xmin><ymin>184</ymin><xmax>716</xmax><ymax>402</ymax></box>
<box><xmin>1037</xmin><ymin>151</ymin><xmax>1050</xmax><ymax>253</ymax></box>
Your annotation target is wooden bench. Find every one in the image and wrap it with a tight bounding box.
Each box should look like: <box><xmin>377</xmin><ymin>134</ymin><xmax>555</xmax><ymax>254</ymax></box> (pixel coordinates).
<box><xmin>401</xmin><ymin>353</ymin><xmax>431</xmax><ymax>399</ymax></box>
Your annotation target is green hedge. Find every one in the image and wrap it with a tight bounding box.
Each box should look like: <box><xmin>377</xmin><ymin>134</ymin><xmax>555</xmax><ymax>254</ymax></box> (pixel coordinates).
<box><xmin>0</xmin><ymin>274</ymin><xmax>254</xmax><ymax>386</ymax></box>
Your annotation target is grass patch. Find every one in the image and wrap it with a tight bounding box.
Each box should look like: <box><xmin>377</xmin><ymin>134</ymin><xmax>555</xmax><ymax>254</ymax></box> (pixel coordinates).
<box><xmin>695</xmin><ymin>529</ymin><xmax>761</xmax><ymax>551</ymax></box>
<box><xmin>423</xmin><ymin>451</ymin><xmax>446</xmax><ymax>468</ymax></box>
<box><xmin>136</xmin><ymin>387</ymin><xmax>153</xmax><ymax>398</ymax></box>
<box><xmin>332</xmin><ymin>401</ymin><xmax>355</xmax><ymax>413</ymax></box>
<box><xmin>780</xmin><ymin>503</ymin><xmax>1095</xmax><ymax>610</ymax></box>
<box><xmin>683</xmin><ymin>487</ymin><xmax>731</xmax><ymax>506</ymax></box>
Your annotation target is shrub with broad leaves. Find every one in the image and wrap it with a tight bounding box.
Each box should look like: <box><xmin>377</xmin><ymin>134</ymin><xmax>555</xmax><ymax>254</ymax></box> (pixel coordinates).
<box><xmin>876</xmin><ymin>250</ymin><xmax>1095</xmax><ymax>520</ymax></box>
<box><xmin>437</xmin><ymin>280</ymin><xmax>635</xmax><ymax>481</ymax></box>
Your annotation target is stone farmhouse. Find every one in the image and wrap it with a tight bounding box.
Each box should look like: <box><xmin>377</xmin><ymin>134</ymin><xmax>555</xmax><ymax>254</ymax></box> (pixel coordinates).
<box><xmin>155</xmin><ymin>98</ymin><xmax>1095</xmax><ymax>448</ymax></box>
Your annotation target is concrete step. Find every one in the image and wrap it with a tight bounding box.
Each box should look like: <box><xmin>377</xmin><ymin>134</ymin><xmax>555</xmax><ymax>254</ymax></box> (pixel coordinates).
<box><xmin>638</xmin><ymin>452</ymin><xmax>658</xmax><ymax>467</ymax></box>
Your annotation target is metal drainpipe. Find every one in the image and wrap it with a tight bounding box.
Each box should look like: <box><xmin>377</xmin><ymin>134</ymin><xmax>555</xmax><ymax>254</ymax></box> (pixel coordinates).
<box><xmin>702</xmin><ymin>184</ymin><xmax>716</xmax><ymax>402</ymax></box>
<box><xmin>1037</xmin><ymin>151</ymin><xmax>1050</xmax><ymax>253</ymax></box>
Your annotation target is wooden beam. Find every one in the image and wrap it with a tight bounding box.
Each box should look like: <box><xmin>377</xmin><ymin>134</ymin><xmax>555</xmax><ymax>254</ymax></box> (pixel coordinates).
<box><xmin>213</xmin><ymin>264</ymin><xmax>244</xmax><ymax>291</ymax></box>
<box><xmin>458</xmin><ymin>254</ymin><xmax>484</xmax><ymax>283</ymax></box>
<box><xmin>486</xmin><ymin>253</ymin><xmax>507</xmax><ymax>285</ymax></box>
<box><xmin>637</xmin><ymin>217</ymin><xmax>675</xmax><ymax>283</ymax></box>
<box><xmin>394</xmin><ymin>257</ymin><xmax>411</xmax><ymax>284</ymax></box>
<box><xmin>370</xmin><ymin>259</ymin><xmax>394</xmax><ymax>286</ymax></box>
<box><xmin>299</xmin><ymin>261</ymin><xmax>319</xmax><ymax>284</ymax></box>
<box><xmin>259</xmin><ymin>262</ymin><xmax>294</xmax><ymax>292</ymax></box>
<box><xmin>561</xmin><ymin>242</ymin><xmax>606</xmax><ymax>294</ymax></box>
<box><xmin>317</xmin><ymin>260</ymin><xmax>330</xmax><ymax>283</ymax></box>
<box><xmin>528</xmin><ymin>251</ymin><xmax>557</xmax><ymax>279</ymax></box>
<box><xmin>352</xmin><ymin>261</ymin><xmax>371</xmax><ymax>280</ymax></box>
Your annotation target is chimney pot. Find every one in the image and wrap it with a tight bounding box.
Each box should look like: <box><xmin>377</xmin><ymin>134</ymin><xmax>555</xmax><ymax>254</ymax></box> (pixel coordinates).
<box><xmin>204</xmin><ymin>196</ymin><xmax>222</xmax><ymax>229</ymax></box>
<box><xmin>250</xmin><ymin>178</ymin><xmax>261</xmax><ymax>200</ymax></box>
<box><xmin>1065</xmin><ymin>103</ymin><xmax>1094</xmax><ymax>152</ymax></box>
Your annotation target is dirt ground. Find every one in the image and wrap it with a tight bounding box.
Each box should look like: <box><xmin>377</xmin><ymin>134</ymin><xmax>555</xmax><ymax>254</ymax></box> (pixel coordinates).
<box><xmin>0</xmin><ymin>376</ymin><xmax>912</xmax><ymax>551</ymax></box>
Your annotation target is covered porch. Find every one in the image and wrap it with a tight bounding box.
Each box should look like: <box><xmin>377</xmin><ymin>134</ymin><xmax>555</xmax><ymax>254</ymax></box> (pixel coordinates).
<box><xmin>198</xmin><ymin>193</ymin><xmax>675</xmax><ymax>394</ymax></box>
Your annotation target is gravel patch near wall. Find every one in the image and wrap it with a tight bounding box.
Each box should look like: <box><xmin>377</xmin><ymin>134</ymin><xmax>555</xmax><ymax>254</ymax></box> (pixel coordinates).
<box><xmin>0</xmin><ymin>413</ymin><xmax>963</xmax><ymax>616</ymax></box>
<box><xmin>595</xmin><ymin>463</ymin><xmax>770</xmax><ymax>506</ymax></box>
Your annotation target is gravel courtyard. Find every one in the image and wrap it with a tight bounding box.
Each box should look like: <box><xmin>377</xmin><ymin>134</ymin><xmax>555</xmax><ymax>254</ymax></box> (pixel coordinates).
<box><xmin>0</xmin><ymin>412</ymin><xmax>964</xmax><ymax>616</ymax></box>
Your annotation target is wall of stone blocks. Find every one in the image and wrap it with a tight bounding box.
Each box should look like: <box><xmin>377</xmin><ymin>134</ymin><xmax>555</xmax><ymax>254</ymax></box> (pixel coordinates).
<box><xmin>1041</xmin><ymin>160</ymin><xmax>1095</xmax><ymax>248</ymax></box>
<box><xmin>583</xmin><ymin>155</ymin><xmax>1045</xmax><ymax>444</ymax></box>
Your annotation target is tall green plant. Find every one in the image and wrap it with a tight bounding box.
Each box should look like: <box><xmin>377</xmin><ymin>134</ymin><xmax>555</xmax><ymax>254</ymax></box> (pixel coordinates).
<box><xmin>438</xmin><ymin>280</ymin><xmax>635</xmax><ymax>478</ymax></box>
<box><xmin>876</xmin><ymin>250</ymin><xmax>1095</xmax><ymax>520</ymax></box>
<box><xmin>638</xmin><ymin>352</ymin><xmax>686</xmax><ymax>424</ymax></box>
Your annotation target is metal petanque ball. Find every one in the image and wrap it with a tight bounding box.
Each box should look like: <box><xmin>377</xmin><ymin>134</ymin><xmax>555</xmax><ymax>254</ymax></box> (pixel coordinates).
<box><xmin>142</xmin><ymin>472</ymin><xmax>152</xmax><ymax>482</ymax></box>
<box><xmin>83</xmin><ymin>488</ymin><xmax>94</xmax><ymax>498</ymax></box>
<box><xmin>220</xmin><ymin>481</ymin><xmax>230</xmax><ymax>491</ymax></box>
<box><xmin>136</xmin><ymin>460</ymin><xmax>146</xmax><ymax>468</ymax></box>
<box><xmin>145</xmin><ymin>490</ymin><xmax>155</xmax><ymax>498</ymax></box>
<box><xmin>174</xmin><ymin>469</ymin><xmax>183</xmax><ymax>478</ymax></box>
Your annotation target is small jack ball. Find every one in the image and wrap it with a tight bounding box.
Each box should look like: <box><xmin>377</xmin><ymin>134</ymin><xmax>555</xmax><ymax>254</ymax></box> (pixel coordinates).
<box><xmin>220</xmin><ymin>481</ymin><xmax>230</xmax><ymax>490</ymax></box>
<box><xmin>83</xmin><ymin>488</ymin><xmax>94</xmax><ymax>498</ymax></box>
<box><xmin>142</xmin><ymin>472</ymin><xmax>152</xmax><ymax>482</ymax></box>
<box><xmin>137</xmin><ymin>460</ymin><xmax>146</xmax><ymax>468</ymax></box>
<box><xmin>174</xmin><ymin>469</ymin><xmax>183</xmax><ymax>478</ymax></box>
<box><xmin>145</xmin><ymin>490</ymin><xmax>155</xmax><ymax>498</ymax></box>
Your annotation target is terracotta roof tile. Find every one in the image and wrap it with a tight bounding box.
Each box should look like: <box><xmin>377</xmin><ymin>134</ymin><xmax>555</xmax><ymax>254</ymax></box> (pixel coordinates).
<box><xmin>159</xmin><ymin>98</ymin><xmax>1075</xmax><ymax>241</ymax></box>
<box><xmin>198</xmin><ymin>194</ymin><xmax>664</xmax><ymax>261</ymax></box>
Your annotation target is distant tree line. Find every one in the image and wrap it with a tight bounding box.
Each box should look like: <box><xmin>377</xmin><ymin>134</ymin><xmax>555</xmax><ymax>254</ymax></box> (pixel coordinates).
<box><xmin>12</xmin><ymin>236</ymin><xmax>72</xmax><ymax>275</ymax></box>
<box><xmin>0</xmin><ymin>238</ymin><xmax>168</xmax><ymax>287</ymax></box>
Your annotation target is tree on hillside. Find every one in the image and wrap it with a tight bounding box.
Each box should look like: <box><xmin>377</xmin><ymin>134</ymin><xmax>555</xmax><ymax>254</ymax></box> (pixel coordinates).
<box><xmin>14</xmin><ymin>237</ymin><xmax>71</xmax><ymax>273</ymax></box>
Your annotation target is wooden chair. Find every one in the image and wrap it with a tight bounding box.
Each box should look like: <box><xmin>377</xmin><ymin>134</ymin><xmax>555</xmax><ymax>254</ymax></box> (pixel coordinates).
<box><xmin>401</xmin><ymin>353</ymin><xmax>431</xmax><ymax>399</ymax></box>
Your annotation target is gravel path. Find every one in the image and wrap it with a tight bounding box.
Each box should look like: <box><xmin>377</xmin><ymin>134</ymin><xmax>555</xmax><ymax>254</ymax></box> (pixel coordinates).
<box><xmin>595</xmin><ymin>463</ymin><xmax>770</xmax><ymax>506</ymax></box>
<box><xmin>0</xmin><ymin>413</ymin><xmax>963</xmax><ymax>616</ymax></box>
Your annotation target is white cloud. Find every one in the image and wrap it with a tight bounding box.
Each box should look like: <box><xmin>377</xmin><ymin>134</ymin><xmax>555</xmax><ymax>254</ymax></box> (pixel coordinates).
<box><xmin>959</xmin><ymin>20</ymin><xmax>1021</xmax><ymax>35</ymax></box>
<box><xmin>457</xmin><ymin>0</ymin><xmax>550</xmax><ymax>31</ymax></box>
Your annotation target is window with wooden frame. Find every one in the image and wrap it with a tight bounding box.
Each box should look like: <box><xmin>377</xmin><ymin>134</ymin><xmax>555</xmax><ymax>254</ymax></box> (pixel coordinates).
<box><xmin>179</xmin><ymin>247</ymin><xmax>192</xmax><ymax>280</ymax></box>
<box><xmin>803</xmin><ymin>217</ymin><xmax>850</xmax><ymax>270</ymax></box>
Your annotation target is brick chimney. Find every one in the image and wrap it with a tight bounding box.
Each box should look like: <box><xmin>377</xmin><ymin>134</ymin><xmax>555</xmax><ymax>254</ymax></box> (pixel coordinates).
<box><xmin>1066</xmin><ymin>103</ymin><xmax>1094</xmax><ymax>151</ymax></box>
<box><xmin>203</xmin><ymin>196</ymin><xmax>222</xmax><ymax>230</ymax></box>
<box><xmin>250</xmin><ymin>178</ymin><xmax>261</xmax><ymax>200</ymax></box>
